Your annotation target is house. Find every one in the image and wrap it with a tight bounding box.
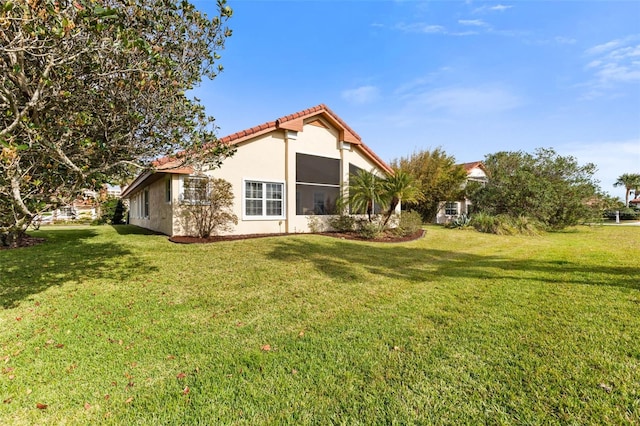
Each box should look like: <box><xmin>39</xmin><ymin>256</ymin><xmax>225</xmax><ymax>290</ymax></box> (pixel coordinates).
<box><xmin>435</xmin><ymin>161</ymin><xmax>487</xmax><ymax>224</ymax></box>
<box><xmin>121</xmin><ymin>104</ymin><xmax>394</xmax><ymax>236</ymax></box>
<box><xmin>41</xmin><ymin>190</ymin><xmax>99</xmax><ymax>223</ymax></box>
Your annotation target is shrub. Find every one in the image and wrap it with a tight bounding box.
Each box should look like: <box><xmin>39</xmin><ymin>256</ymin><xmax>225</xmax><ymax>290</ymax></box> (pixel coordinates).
<box><xmin>603</xmin><ymin>208</ymin><xmax>640</xmax><ymax>221</ymax></box>
<box><xmin>513</xmin><ymin>215</ymin><xmax>544</xmax><ymax>236</ymax></box>
<box><xmin>97</xmin><ymin>197</ymin><xmax>127</xmax><ymax>225</ymax></box>
<box><xmin>328</xmin><ymin>214</ymin><xmax>356</xmax><ymax>232</ymax></box>
<box><xmin>178</xmin><ymin>178</ymin><xmax>238</xmax><ymax>238</ymax></box>
<box><xmin>307</xmin><ymin>214</ymin><xmax>327</xmax><ymax>233</ymax></box>
<box><xmin>470</xmin><ymin>212</ymin><xmax>499</xmax><ymax>234</ymax></box>
<box><xmin>394</xmin><ymin>210</ymin><xmax>423</xmax><ymax>236</ymax></box>
<box><xmin>356</xmin><ymin>218</ymin><xmax>382</xmax><ymax>239</ymax></box>
<box><xmin>471</xmin><ymin>213</ymin><xmax>544</xmax><ymax>235</ymax></box>
<box><xmin>447</xmin><ymin>213</ymin><xmax>471</xmax><ymax>229</ymax></box>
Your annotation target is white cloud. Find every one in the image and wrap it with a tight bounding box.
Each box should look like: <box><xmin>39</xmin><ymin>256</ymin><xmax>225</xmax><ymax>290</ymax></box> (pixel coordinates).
<box><xmin>395</xmin><ymin>22</ymin><xmax>446</xmax><ymax>34</ymax></box>
<box><xmin>558</xmin><ymin>139</ymin><xmax>640</xmax><ymax>197</ymax></box>
<box><xmin>400</xmin><ymin>85</ymin><xmax>523</xmax><ymax>116</ymax></box>
<box><xmin>341</xmin><ymin>85</ymin><xmax>380</xmax><ymax>105</ymax></box>
<box><xmin>473</xmin><ymin>4</ymin><xmax>513</xmax><ymax>14</ymax></box>
<box><xmin>582</xmin><ymin>35</ymin><xmax>640</xmax><ymax>97</ymax></box>
<box><xmin>393</xmin><ymin>67</ymin><xmax>453</xmax><ymax>96</ymax></box>
<box><xmin>458</xmin><ymin>19</ymin><xmax>488</xmax><ymax>27</ymax></box>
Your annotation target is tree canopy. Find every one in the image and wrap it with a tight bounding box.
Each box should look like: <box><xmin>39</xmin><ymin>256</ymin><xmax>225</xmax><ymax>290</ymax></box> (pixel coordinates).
<box><xmin>0</xmin><ymin>0</ymin><xmax>234</xmax><ymax>246</ymax></box>
<box><xmin>613</xmin><ymin>173</ymin><xmax>640</xmax><ymax>207</ymax></box>
<box><xmin>390</xmin><ymin>148</ymin><xmax>468</xmax><ymax>222</ymax></box>
<box><xmin>470</xmin><ymin>148</ymin><xmax>599</xmax><ymax>230</ymax></box>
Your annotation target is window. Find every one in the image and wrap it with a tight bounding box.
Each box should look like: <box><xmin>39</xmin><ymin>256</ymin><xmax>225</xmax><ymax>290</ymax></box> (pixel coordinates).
<box><xmin>445</xmin><ymin>202</ymin><xmax>458</xmax><ymax>216</ymax></box>
<box><xmin>182</xmin><ymin>176</ymin><xmax>209</xmax><ymax>204</ymax></box>
<box><xmin>296</xmin><ymin>154</ymin><xmax>340</xmax><ymax>215</ymax></box>
<box><xmin>314</xmin><ymin>192</ymin><xmax>326</xmax><ymax>214</ymax></box>
<box><xmin>143</xmin><ymin>188</ymin><xmax>149</xmax><ymax>218</ymax></box>
<box><xmin>165</xmin><ymin>179</ymin><xmax>172</xmax><ymax>203</ymax></box>
<box><xmin>244</xmin><ymin>180</ymin><xmax>284</xmax><ymax>219</ymax></box>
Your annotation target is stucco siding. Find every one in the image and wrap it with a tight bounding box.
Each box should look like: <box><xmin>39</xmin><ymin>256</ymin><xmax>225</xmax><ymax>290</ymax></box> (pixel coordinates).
<box><xmin>128</xmin><ymin>177</ymin><xmax>173</xmax><ymax>235</ymax></box>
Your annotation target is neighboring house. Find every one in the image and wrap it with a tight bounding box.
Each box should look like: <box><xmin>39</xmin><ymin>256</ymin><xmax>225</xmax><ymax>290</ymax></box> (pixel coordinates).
<box><xmin>121</xmin><ymin>104</ymin><xmax>394</xmax><ymax>236</ymax></box>
<box><xmin>435</xmin><ymin>161</ymin><xmax>487</xmax><ymax>224</ymax></box>
<box><xmin>42</xmin><ymin>190</ymin><xmax>99</xmax><ymax>223</ymax></box>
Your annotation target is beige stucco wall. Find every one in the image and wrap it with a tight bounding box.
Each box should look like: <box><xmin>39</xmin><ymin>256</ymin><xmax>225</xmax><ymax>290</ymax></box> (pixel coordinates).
<box><xmin>128</xmin><ymin>176</ymin><xmax>174</xmax><ymax>235</ymax></box>
<box><xmin>127</xmin><ymin>117</ymin><xmax>391</xmax><ymax>236</ymax></box>
<box><xmin>203</xmin><ymin>132</ymin><xmax>287</xmax><ymax>235</ymax></box>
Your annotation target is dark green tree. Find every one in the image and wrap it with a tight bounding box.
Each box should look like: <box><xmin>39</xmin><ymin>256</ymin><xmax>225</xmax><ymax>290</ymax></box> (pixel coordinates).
<box><xmin>0</xmin><ymin>0</ymin><xmax>234</xmax><ymax>246</ymax></box>
<box><xmin>471</xmin><ymin>148</ymin><xmax>599</xmax><ymax>230</ymax></box>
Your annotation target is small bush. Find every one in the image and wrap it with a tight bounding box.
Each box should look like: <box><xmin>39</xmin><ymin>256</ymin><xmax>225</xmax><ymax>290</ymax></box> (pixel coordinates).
<box><xmin>470</xmin><ymin>212</ymin><xmax>498</xmax><ymax>234</ymax></box>
<box><xmin>513</xmin><ymin>215</ymin><xmax>544</xmax><ymax>236</ymax></box>
<box><xmin>328</xmin><ymin>214</ymin><xmax>356</xmax><ymax>232</ymax></box>
<box><xmin>307</xmin><ymin>215</ymin><xmax>328</xmax><ymax>233</ymax></box>
<box><xmin>447</xmin><ymin>213</ymin><xmax>471</xmax><ymax>229</ymax></box>
<box><xmin>356</xmin><ymin>218</ymin><xmax>382</xmax><ymax>239</ymax></box>
<box><xmin>603</xmin><ymin>208</ymin><xmax>640</xmax><ymax>221</ymax></box>
<box><xmin>395</xmin><ymin>210</ymin><xmax>423</xmax><ymax>236</ymax></box>
<box><xmin>471</xmin><ymin>213</ymin><xmax>544</xmax><ymax>235</ymax></box>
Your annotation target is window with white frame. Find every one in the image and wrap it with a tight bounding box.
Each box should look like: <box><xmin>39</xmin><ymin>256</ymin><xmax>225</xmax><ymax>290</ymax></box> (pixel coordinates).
<box><xmin>244</xmin><ymin>180</ymin><xmax>284</xmax><ymax>219</ymax></box>
<box><xmin>445</xmin><ymin>202</ymin><xmax>458</xmax><ymax>216</ymax></box>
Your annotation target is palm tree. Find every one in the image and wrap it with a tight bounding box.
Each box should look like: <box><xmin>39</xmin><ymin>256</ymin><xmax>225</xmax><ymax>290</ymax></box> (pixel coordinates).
<box><xmin>613</xmin><ymin>173</ymin><xmax>640</xmax><ymax>207</ymax></box>
<box><xmin>382</xmin><ymin>170</ymin><xmax>422</xmax><ymax>227</ymax></box>
<box><xmin>348</xmin><ymin>169</ymin><xmax>387</xmax><ymax>222</ymax></box>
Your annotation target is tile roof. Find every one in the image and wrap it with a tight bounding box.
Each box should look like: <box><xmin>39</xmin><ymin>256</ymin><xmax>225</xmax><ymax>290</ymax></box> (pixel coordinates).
<box><xmin>217</xmin><ymin>104</ymin><xmax>390</xmax><ymax>174</ymax></box>
<box><xmin>459</xmin><ymin>161</ymin><xmax>484</xmax><ymax>172</ymax></box>
<box><xmin>123</xmin><ymin>104</ymin><xmax>393</xmax><ymax>197</ymax></box>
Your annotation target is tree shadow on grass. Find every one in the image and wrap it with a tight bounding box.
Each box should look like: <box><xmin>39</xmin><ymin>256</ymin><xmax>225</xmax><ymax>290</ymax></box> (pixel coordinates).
<box><xmin>0</xmin><ymin>228</ymin><xmax>152</xmax><ymax>309</ymax></box>
<box><xmin>269</xmin><ymin>237</ymin><xmax>640</xmax><ymax>291</ymax></box>
<box><xmin>110</xmin><ymin>224</ymin><xmax>165</xmax><ymax>236</ymax></box>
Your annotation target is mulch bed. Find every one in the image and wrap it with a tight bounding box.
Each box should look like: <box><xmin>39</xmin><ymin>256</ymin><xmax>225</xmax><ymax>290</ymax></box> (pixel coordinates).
<box><xmin>0</xmin><ymin>235</ymin><xmax>46</xmax><ymax>250</ymax></box>
<box><xmin>169</xmin><ymin>229</ymin><xmax>425</xmax><ymax>245</ymax></box>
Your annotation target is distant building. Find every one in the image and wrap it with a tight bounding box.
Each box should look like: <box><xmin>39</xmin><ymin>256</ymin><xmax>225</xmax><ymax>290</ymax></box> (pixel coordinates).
<box><xmin>435</xmin><ymin>161</ymin><xmax>487</xmax><ymax>224</ymax></box>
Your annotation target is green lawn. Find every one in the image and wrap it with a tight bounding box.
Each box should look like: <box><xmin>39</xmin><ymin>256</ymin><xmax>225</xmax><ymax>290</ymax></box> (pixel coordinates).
<box><xmin>1</xmin><ymin>224</ymin><xmax>639</xmax><ymax>424</ymax></box>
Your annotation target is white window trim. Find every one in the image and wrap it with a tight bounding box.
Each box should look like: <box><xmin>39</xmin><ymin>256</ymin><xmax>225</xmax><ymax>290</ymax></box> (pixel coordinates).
<box><xmin>444</xmin><ymin>201</ymin><xmax>459</xmax><ymax>216</ymax></box>
<box><xmin>242</xmin><ymin>178</ymin><xmax>286</xmax><ymax>221</ymax></box>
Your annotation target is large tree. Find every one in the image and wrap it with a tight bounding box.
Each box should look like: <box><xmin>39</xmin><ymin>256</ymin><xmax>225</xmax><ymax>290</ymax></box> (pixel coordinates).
<box><xmin>613</xmin><ymin>173</ymin><xmax>640</xmax><ymax>207</ymax></box>
<box><xmin>390</xmin><ymin>148</ymin><xmax>468</xmax><ymax>221</ymax></box>
<box><xmin>0</xmin><ymin>0</ymin><xmax>234</xmax><ymax>246</ymax></box>
<box><xmin>471</xmin><ymin>148</ymin><xmax>599</xmax><ymax>230</ymax></box>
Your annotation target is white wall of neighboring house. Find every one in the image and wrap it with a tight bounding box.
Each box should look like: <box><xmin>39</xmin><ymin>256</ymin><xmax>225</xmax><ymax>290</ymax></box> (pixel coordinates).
<box><xmin>435</xmin><ymin>163</ymin><xmax>487</xmax><ymax>224</ymax></box>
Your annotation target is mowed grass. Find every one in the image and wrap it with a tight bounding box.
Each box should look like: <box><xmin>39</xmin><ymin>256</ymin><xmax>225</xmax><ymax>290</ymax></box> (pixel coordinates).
<box><xmin>0</xmin><ymin>224</ymin><xmax>639</xmax><ymax>425</ymax></box>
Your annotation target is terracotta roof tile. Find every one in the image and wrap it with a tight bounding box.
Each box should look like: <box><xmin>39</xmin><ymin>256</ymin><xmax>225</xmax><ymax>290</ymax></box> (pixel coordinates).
<box><xmin>459</xmin><ymin>161</ymin><xmax>485</xmax><ymax>172</ymax></box>
<box><xmin>126</xmin><ymin>105</ymin><xmax>393</xmax><ymax>196</ymax></box>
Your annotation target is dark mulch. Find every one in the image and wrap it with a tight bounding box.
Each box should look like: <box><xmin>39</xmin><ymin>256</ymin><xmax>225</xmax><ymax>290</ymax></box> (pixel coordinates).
<box><xmin>0</xmin><ymin>235</ymin><xmax>46</xmax><ymax>250</ymax></box>
<box><xmin>169</xmin><ymin>229</ymin><xmax>425</xmax><ymax>245</ymax></box>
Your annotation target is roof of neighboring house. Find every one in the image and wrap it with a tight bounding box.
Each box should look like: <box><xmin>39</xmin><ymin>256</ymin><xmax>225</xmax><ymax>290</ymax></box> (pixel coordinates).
<box><xmin>459</xmin><ymin>161</ymin><xmax>485</xmax><ymax>172</ymax></box>
<box><xmin>122</xmin><ymin>104</ymin><xmax>392</xmax><ymax>197</ymax></box>
<box><xmin>630</xmin><ymin>198</ymin><xmax>640</xmax><ymax>204</ymax></box>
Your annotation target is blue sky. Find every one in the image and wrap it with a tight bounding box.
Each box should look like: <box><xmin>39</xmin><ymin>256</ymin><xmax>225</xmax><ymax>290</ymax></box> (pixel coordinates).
<box><xmin>192</xmin><ymin>0</ymin><xmax>640</xmax><ymax>200</ymax></box>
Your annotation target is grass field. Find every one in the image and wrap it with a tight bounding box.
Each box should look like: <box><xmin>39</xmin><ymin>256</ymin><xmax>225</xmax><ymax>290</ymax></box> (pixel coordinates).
<box><xmin>1</xmin><ymin>224</ymin><xmax>639</xmax><ymax>424</ymax></box>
